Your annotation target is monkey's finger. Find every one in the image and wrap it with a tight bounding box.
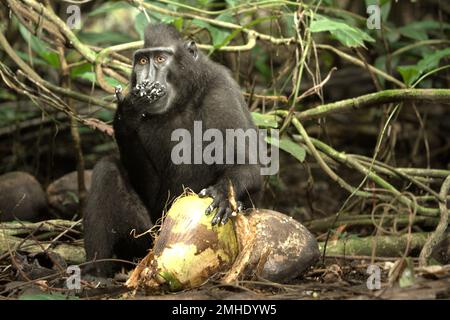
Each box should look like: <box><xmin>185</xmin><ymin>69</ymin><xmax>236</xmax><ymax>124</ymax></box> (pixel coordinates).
<box><xmin>205</xmin><ymin>197</ymin><xmax>220</xmax><ymax>215</ymax></box>
<box><xmin>115</xmin><ymin>85</ymin><xmax>124</xmax><ymax>103</ymax></box>
<box><xmin>205</xmin><ymin>204</ymin><xmax>213</xmax><ymax>215</ymax></box>
<box><xmin>211</xmin><ymin>206</ymin><xmax>226</xmax><ymax>226</ymax></box>
<box><xmin>221</xmin><ymin>208</ymin><xmax>233</xmax><ymax>225</ymax></box>
<box><xmin>199</xmin><ymin>187</ymin><xmax>215</xmax><ymax>198</ymax></box>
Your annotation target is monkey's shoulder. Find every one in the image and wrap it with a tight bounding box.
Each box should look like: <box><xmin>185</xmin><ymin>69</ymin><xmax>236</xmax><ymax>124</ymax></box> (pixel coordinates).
<box><xmin>199</xmin><ymin>83</ymin><xmax>253</xmax><ymax>129</ymax></box>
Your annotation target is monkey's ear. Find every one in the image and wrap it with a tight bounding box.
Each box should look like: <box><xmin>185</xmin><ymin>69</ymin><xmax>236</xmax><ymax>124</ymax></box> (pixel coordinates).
<box><xmin>185</xmin><ymin>40</ymin><xmax>198</xmax><ymax>60</ymax></box>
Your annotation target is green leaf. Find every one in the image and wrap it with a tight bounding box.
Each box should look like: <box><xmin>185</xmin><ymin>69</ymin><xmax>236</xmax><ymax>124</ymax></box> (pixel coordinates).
<box><xmin>374</xmin><ymin>55</ymin><xmax>387</xmax><ymax>87</ymax></box>
<box><xmin>281</xmin><ymin>14</ymin><xmax>296</xmax><ymax>37</ymax></box>
<box><xmin>191</xmin><ymin>19</ymin><xmax>230</xmax><ymax>48</ymax></box>
<box><xmin>196</xmin><ymin>0</ymin><xmax>213</xmax><ymax>7</ymax></box>
<box><xmin>88</xmin><ymin>1</ymin><xmax>132</xmax><ymax>16</ymax></box>
<box><xmin>397</xmin><ymin>48</ymin><xmax>450</xmax><ymax>85</ymax></box>
<box><xmin>18</xmin><ymin>25</ymin><xmax>60</xmax><ymax>68</ymax></box>
<box><xmin>76</xmin><ymin>71</ymin><xmax>96</xmax><ymax>84</ymax></box>
<box><xmin>398</xmin><ymin>20</ymin><xmax>450</xmax><ymax>41</ymax></box>
<box><xmin>210</xmin><ymin>27</ymin><xmax>230</xmax><ymax>47</ymax></box>
<box><xmin>266</xmin><ymin>136</ymin><xmax>306</xmax><ymax>163</ymax></box>
<box><xmin>105</xmin><ymin>76</ymin><xmax>123</xmax><ymax>87</ymax></box>
<box><xmin>399</xmin><ymin>259</ymin><xmax>416</xmax><ymax>288</ymax></box>
<box><xmin>225</xmin><ymin>0</ymin><xmax>243</xmax><ymax>7</ymax></box>
<box><xmin>416</xmin><ymin>48</ymin><xmax>450</xmax><ymax>71</ymax></box>
<box><xmin>75</xmin><ymin>71</ymin><xmax>123</xmax><ymax>88</ymax></box>
<box><xmin>144</xmin><ymin>2</ymin><xmax>176</xmax><ymax>24</ymax></box>
<box><xmin>135</xmin><ymin>11</ymin><xmax>151</xmax><ymax>39</ymax></box>
<box><xmin>380</xmin><ymin>1</ymin><xmax>391</xmax><ymax>22</ymax></box>
<box><xmin>216</xmin><ymin>12</ymin><xmax>235</xmax><ymax>23</ymax></box>
<box><xmin>133</xmin><ymin>6</ymin><xmax>176</xmax><ymax>37</ymax></box>
<box><xmin>78</xmin><ymin>31</ymin><xmax>135</xmax><ymax>45</ymax></box>
<box><xmin>397</xmin><ymin>66</ymin><xmax>419</xmax><ymax>86</ymax></box>
<box><xmin>212</xmin><ymin>15</ymin><xmax>274</xmax><ymax>51</ymax></box>
<box><xmin>96</xmin><ymin>110</ymin><xmax>115</xmax><ymax>122</ymax></box>
<box><xmin>173</xmin><ymin>17</ymin><xmax>184</xmax><ymax>31</ymax></box>
<box><xmin>374</xmin><ymin>55</ymin><xmax>399</xmax><ymax>87</ymax></box>
<box><xmin>15</xmin><ymin>51</ymin><xmax>48</xmax><ymax>66</ymax></box>
<box><xmin>252</xmin><ymin>44</ymin><xmax>271</xmax><ymax>82</ymax></box>
<box><xmin>0</xmin><ymin>89</ymin><xmax>17</xmax><ymax>101</ymax></box>
<box><xmin>70</xmin><ymin>63</ymin><xmax>93</xmax><ymax>78</ymax></box>
<box><xmin>398</xmin><ymin>26</ymin><xmax>427</xmax><ymax>41</ymax></box>
<box><xmin>385</xmin><ymin>28</ymin><xmax>400</xmax><ymax>43</ymax></box>
<box><xmin>311</xmin><ymin>15</ymin><xmax>375</xmax><ymax>48</ymax></box>
<box><xmin>251</xmin><ymin>112</ymin><xmax>280</xmax><ymax>128</ymax></box>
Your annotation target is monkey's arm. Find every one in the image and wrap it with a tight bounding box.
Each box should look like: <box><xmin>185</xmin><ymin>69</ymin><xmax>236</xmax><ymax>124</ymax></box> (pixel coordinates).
<box><xmin>198</xmin><ymin>88</ymin><xmax>262</xmax><ymax>225</ymax></box>
<box><xmin>113</xmin><ymin>86</ymin><xmax>162</xmax><ymax>215</ymax></box>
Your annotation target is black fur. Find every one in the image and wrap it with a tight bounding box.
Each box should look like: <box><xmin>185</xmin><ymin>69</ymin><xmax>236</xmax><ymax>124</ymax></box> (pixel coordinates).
<box><xmin>83</xmin><ymin>156</ymin><xmax>152</xmax><ymax>276</ymax></box>
<box><xmin>83</xmin><ymin>24</ymin><xmax>262</xmax><ymax>276</ymax></box>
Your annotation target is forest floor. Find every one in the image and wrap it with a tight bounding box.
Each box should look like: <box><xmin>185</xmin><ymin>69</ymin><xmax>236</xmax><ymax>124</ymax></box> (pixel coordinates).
<box><xmin>1</xmin><ymin>253</ymin><xmax>449</xmax><ymax>300</ymax></box>
<box><xmin>0</xmin><ymin>211</ymin><xmax>448</xmax><ymax>300</ymax></box>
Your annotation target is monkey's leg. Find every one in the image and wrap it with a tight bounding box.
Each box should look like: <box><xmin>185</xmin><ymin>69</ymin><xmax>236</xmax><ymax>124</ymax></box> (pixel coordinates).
<box><xmin>83</xmin><ymin>156</ymin><xmax>153</xmax><ymax>277</ymax></box>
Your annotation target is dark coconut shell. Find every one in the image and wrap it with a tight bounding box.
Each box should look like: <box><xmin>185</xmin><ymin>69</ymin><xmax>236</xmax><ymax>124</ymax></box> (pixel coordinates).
<box><xmin>224</xmin><ymin>209</ymin><xmax>320</xmax><ymax>283</ymax></box>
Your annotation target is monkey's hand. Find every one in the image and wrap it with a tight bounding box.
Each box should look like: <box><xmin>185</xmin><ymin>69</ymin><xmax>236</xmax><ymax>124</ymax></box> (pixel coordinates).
<box><xmin>133</xmin><ymin>80</ymin><xmax>167</xmax><ymax>104</ymax></box>
<box><xmin>115</xmin><ymin>85</ymin><xmax>124</xmax><ymax>103</ymax></box>
<box><xmin>199</xmin><ymin>184</ymin><xmax>244</xmax><ymax>226</ymax></box>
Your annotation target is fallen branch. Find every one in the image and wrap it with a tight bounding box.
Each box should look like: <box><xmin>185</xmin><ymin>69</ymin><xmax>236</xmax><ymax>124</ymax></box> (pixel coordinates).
<box><xmin>0</xmin><ymin>233</ymin><xmax>85</xmax><ymax>265</ymax></box>
<box><xmin>320</xmin><ymin>233</ymin><xmax>429</xmax><ymax>257</ymax></box>
<box><xmin>0</xmin><ymin>220</ymin><xmax>84</xmax><ymax>264</ymax></box>
<box><xmin>306</xmin><ymin>214</ymin><xmax>439</xmax><ymax>233</ymax></box>
<box><xmin>0</xmin><ymin>220</ymin><xmax>81</xmax><ymax>237</ymax></box>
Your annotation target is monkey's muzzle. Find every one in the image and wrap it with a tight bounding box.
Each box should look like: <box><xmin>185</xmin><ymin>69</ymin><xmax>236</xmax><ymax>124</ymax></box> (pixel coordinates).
<box><xmin>134</xmin><ymin>80</ymin><xmax>167</xmax><ymax>103</ymax></box>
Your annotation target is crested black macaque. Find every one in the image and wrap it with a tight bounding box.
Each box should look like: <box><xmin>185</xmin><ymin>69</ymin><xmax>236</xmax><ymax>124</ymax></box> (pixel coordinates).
<box><xmin>83</xmin><ymin>24</ymin><xmax>262</xmax><ymax>276</ymax></box>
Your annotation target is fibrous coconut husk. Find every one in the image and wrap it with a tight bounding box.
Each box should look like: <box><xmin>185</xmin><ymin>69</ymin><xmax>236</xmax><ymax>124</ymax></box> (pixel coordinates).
<box><xmin>126</xmin><ymin>193</ymin><xmax>238</xmax><ymax>291</ymax></box>
<box><xmin>224</xmin><ymin>209</ymin><xmax>320</xmax><ymax>283</ymax></box>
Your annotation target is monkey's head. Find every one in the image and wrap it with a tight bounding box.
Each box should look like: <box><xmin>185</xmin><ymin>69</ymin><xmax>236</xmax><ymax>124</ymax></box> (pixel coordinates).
<box><xmin>131</xmin><ymin>24</ymin><xmax>204</xmax><ymax>114</ymax></box>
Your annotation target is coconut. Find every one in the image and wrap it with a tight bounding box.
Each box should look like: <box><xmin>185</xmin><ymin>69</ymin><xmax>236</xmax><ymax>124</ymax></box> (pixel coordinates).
<box><xmin>126</xmin><ymin>193</ymin><xmax>238</xmax><ymax>291</ymax></box>
<box><xmin>126</xmin><ymin>194</ymin><xmax>319</xmax><ymax>292</ymax></box>
<box><xmin>224</xmin><ymin>209</ymin><xmax>320</xmax><ymax>283</ymax></box>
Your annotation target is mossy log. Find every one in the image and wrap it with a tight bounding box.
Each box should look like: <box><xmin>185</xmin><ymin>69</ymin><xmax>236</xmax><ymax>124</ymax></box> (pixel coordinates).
<box><xmin>0</xmin><ymin>219</ymin><xmax>80</xmax><ymax>236</ymax></box>
<box><xmin>0</xmin><ymin>219</ymin><xmax>85</xmax><ymax>264</ymax></box>
<box><xmin>0</xmin><ymin>233</ymin><xmax>85</xmax><ymax>264</ymax></box>
<box><xmin>320</xmin><ymin>233</ymin><xmax>430</xmax><ymax>257</ymax></box>
<box><xmin>306</xmin><ymin>215</ymin><xmax>439</xmax><ymax>233</ymax></box>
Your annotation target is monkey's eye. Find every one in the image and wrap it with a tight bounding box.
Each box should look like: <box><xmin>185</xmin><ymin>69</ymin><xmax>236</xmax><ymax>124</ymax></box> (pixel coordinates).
<box><xmin>138</xmin><ymin>57</ymin><xmax>148</xmax><ymax>65</ymax></box>
<box><xmin>154</xmin><ymin>55</ymin><xmax>166</xmax><ymax>64</ymax></box>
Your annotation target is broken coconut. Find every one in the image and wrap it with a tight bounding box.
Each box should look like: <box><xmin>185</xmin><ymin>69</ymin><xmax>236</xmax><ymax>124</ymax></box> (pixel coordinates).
<box><xmin>224</xmin><ymin>209</ymin><xmax>320</xmax><ymax>283</ymax></box>
<box><xmin>126</xmin><ymin>194</ymin><xmax>319</xmax><ymax>291</ymax></box>
<box><xmin>126</xmin><ymin>193</ymin><xmax>239</xmax><ymax>291</ymax></box>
